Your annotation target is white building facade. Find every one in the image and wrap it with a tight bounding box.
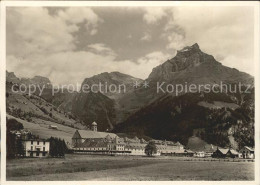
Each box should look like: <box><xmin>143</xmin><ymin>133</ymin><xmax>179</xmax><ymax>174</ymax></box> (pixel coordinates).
<box><xmin>24</xmin><ymin>140</ymin><xmax>50</xmax><ymax>157</ymax></box>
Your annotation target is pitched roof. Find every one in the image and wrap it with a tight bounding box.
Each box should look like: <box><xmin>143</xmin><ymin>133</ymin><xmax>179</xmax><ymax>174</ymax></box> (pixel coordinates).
<box><xmin>80</xmin><ymin>139</ymin><xmax>108</xmax><ymax>148</ymax></box>
<box><xmin>244</xmin><ymin>146</ymin><xmax>254</xmax><ymax>152</ymax></box>
<box><xmin>140</xmin><ymin>138</ymin><xmax>148</xmax><ymax>143</ymax></box>
<box><xmin>229</xmin><ymin>149</ymin><xmax>239</xmax><ymax>155</ymax></box>
<box><xmin>125</xmin><ymin>143</ymin><xmax>146</xmax><ymax>150</ymax></box>
<box><xmin>124</xmin><ymin>137</ymin><xmax>141</xmax><ymax>143</ymax></box>
<box><xmin>185</xmin><ymin>149</ymin><xmax>194</xmax><ymax>153</ymax></box>
<box><xmin>77</xmin><ymin>130</ymin><xmax>117</xmax><ymax>139</ymax></box>
<box><xmin>217</xmin><ymin>148</ymin><xmax>229</xmax><ymax>154</ymax></box>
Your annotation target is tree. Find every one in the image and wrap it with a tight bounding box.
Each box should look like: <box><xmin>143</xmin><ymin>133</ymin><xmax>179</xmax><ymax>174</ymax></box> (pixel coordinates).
<box><xmin>6</xmin><ymin>118</ymin><xmax>24</xmax><ymax>131</ymax></box>
<box><xmin>6</xmin><ymin>118</ymin><xmax>25</xmax><ymax>159</ymax></box>
<box><xmin>62</xmin><ymin>139</ymin><xmax>68</xmax><ymax>154</ymax></box>
<box><xmin>145</xmin><ymin>141</ymin><xmax>157</xmax><ymax>156</ymax></box>
<box><xmin>49</xmin><ymin>137</ymin><xmax>57</xmax><ymax>157</ymax></box>
<box><xmin>48</xmin><ymin>137</ymin><xmax>68</xmax><ymax>157</ymax></box>
<box><xmin>7</xmin><ymin>132</ymin><xmax>16</xmax><ymax>159</ymax></box>
<box><xmin>16</xmin><ymin>139</ymin><xmax>25</xmax><ymax>157</ymax></box>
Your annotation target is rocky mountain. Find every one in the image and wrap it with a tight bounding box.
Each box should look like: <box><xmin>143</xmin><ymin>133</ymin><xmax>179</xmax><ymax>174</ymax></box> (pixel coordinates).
<box><xmin>148</xmin><ymin>43</ymin><xmax>253</xmax><ymax>85</ymax></box>
<box><xmin>20</xmin><ymin>76</ymin><xmax>52</xmax><ymax>87</ymax></box>
<box><xmin>70</xmin><ymin>91</ymin><xmax>116</xmax><ymax>131</ymax></box>
<box><xmin>6</xmin><ymin>71</ymin><xmax>76</xmax><ymax>108</ymax></box>
<box><xmin>114</xmin><ymin>43</ymin><xmax>254</xmax><ymax>127</ymax></box>
<box><xmin>6</xmin><ymin>71</ymin><xmax>20</xmax><ymax>84</ymax></box>
<box><xmin>60</xmin><ymin>72</ymin><xmax>143</xmax><ymax>130</ymax></box>
<box><xmin>81</xmin><ymin>71</ymin><xmax>143</xmax><ymax>99</ymax></box>
<box><xmin>7</xmin><ymin>43</ymin><xmax>255</xmax><ymax>149</ymax></box>
<box><xmin>112</xmin><ymin>43</ymin><xmax>254</xmax><ymax>149</ymax></box>
<box><xmin>6</xmin><ymin>71</ymin><xmax>52</xmax><ymax>87</ymax></box>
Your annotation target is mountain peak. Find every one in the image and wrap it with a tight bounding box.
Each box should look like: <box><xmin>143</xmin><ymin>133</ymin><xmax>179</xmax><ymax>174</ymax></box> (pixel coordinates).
<box><xmin>148</xmin><ymin>43</ymin><xmax>253</xmax><ymax>84</ymax></box>
<box><xmin>177</xmin><ymin>43</ymin><xmax>201</xmax><ymax>57</ymax></box>
<box><xmin>31</xmin><ymin>76</ymin><xmax>51</xmax><ymax>84</ymax></box>
<box><xmin>6</xmin><ymin>71</ymin><xmax>20</xmax><ymax>84</ymax></box>
<box><xmin>192</xmin><ymin>43</ymin><xmax>200</xmax><ymax>49</ymax></box>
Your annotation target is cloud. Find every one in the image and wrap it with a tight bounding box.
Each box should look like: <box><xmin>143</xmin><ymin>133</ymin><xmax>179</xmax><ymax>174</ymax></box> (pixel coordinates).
<box><xmin>141</xmin><ymin>32</ymin><xmax>152</xmax><ymax>41</ymax></box>
<box><xmin>143</xmin><ymin>7</ymin><xmax>167</xmax><ymax>24</ymax></box>
<box><xmin>88</xmin><ymin>43</ymin><xmax>116</xmax><ymax>57</ymax></box>
<box><xmin>134</xmin><ymin>51</ymin><xmax>171</xmax><ymax>78</ymax></box>
<box><xmin>7</xmin><ymin>7</ymin><xmax>170</xmax><ymax>84</ymax></box>
<box><xmin>137</xmin><ymin>51</ymin><xmax>170</xmax><ymax>64</ymax></box>
<box><xmin>7</xmin><ymin>8</ymin><xmax>75</xmax><ymax>57</ymax></box>
<box><xmin>165</xmin><ymin>32</ymin><xmax>185</xmax><ymax>51</ymax></box>
<box><xmin>219</xmin><ymin>55</ymin><xmax>254</xmax><ymax>76</ymax></box>
<box><xmin>7</xmin><ymin>50</ymin><xmax>170</xmax><ymax>85</ymax></box>
<box><xmin>127</xmin><ymin>34</ymin><xmax>133</xmax><ymax>39</ymax></box>
<box><xmin>162</xmin><ymin>7</ymin><xmax>255</xmax><ymax>75</ymax></box>
<box><xmin>58</xmin><ymin>7</ymin><xmax>103</xmax><ymax>35</ymax></box>
<box><xmin>7</xmin><ymin>7</ymin><xmax>102</xmax><ymax>58</ymax></box>
<box><xmin>6</xmin><ymin>6</ymin><xmax>255</xmax><ymax>87</ymax></box>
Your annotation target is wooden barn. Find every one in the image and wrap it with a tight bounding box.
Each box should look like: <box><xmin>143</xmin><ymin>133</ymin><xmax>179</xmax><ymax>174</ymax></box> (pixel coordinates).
<box><xmin>212</xmin><ymin>148</ymin><xmax>229</xmax><ymax>158</ymax></box>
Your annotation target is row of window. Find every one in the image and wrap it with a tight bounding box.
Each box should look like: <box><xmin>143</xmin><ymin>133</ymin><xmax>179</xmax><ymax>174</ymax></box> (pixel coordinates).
<box><xmin>29</xmin><ymin>152</ymin><xmax>46</xmax><ymax>157</ymax></box>
<box><xmin>30</xmin><ymin>146</ymin><xmax>46</xmax><ymax>151</ymax></box>
<box><xmin>125</xmin><ymin>148</ymin><xmax>144</xmax><ymax>151</ymax></box>
<box><xmin>77</xmin><ymin>146</ymin><xmax>126</xmax><ymax>151</ymax></box>
<box><xmin>31</xmin><ymin>141</ymin><xmax>46</xmax><ymax>145</ymax></box>
<box><xmin>78</xmin><ymin>147</ymin><xmax>107</xmax><ymax>151</ymax></box>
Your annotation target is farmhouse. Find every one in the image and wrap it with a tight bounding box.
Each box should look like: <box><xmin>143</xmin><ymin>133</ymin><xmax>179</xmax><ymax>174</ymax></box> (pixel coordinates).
<box><xmin>226</xmin><ymin>149</ymin><xmax>239</xmax><ymax>158</ymax></box>
<box><xmin>212</xmin><ymin>148</ymin><xmax>229</xmax><ymax>158</ymax></box>
<box><xmin>23</xmin><ymin>139</ymin><xmax>50</xmax><ymax>157</ymax></box>
<box><xmin>184</xmin><ymin>149</ymin><xmax>195</xmax><ymax>157</ymax></box>
<box><xmin>212</xmin><ymin>148</ymin><xmax>239</xmax><ymax>158</ymax></box>
<box><xmin>240</xmin><ymin>146</ymin><xmax>254</xmax><ymax>159</ymax></box>
<box><xmin>194</xmin><ymin>151</ymin><xmax>205</xmax><ymax>158</ymax></box>
<box><xmin>203</xmin><ymin>144</ymin><xmax>216</xmax><ymax>157</ymax></box>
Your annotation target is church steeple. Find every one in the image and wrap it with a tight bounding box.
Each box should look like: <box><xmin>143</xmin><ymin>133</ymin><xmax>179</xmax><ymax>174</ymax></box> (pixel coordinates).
<box><xmin>91</xmin><ymin>121</ymin><xmax>97</xmax><ymax>132</ymax></box>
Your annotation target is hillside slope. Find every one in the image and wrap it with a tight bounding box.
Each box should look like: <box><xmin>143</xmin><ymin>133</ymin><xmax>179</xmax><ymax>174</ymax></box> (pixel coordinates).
<box><xmin>113</xmin><ymin>91</ymin><xmax>254</xmax><ymax>149</ymax></box>
<box><xmin>6</xmin><ymin>72</ymin><xmax>86</xmax><ymax>130</ymax></box>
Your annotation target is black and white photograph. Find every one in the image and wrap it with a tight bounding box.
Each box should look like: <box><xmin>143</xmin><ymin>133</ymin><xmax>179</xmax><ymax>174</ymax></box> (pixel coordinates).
<box><xmin>1</xmin><ymin>1</ymin><xmax>259</xmax><ymax>183</ymax></box>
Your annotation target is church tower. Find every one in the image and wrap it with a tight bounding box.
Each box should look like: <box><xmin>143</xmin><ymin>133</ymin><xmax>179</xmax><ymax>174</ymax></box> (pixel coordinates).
<box><xmin>91</xmin><ymin>121</ymin><xmax>97</xmax><ymax>132</ymax></box>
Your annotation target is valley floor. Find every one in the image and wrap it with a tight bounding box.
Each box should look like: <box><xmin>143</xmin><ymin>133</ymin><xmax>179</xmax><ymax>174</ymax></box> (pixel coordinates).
<box><xmin>7</xmin><ymin>154</ymin><xmax>254</xmax><ymax>181</ymax></box>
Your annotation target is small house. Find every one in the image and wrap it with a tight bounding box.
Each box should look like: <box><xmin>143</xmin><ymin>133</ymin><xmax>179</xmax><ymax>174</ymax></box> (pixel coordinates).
<box><xmin>184</xmin><ymin>149</ymin><xmax>194</xmax><ymax>157</ymax></box>
<box><xmin>226</xmin><ymin>149</ymin><xmax>239</xmax><ymax>158</ymax></box>
<box><xmin>49</xmin><ymin>125</ymin><xmax>58</xmax><ymax>130</ymax></box>
<box><xmin>212</xmin><ymin>148</ymin><xmax>229</xmax><ymax>158</ymax></box>
<box><xmin>194</xmin><ymin>151</ymin><xmax>205</xmax><ymax>158</ymax></box>
<box><xmin>240</xmin><ymin>146</ymin><xmax>254</xmax><ymax>159</ymax></box>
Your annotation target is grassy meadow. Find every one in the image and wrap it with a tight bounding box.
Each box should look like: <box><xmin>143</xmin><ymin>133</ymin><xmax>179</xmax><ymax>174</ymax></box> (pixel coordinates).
<box><xmin>7</xmin><ymin>154</ymin><xmax>254</xmax><ymax>181</ymax></box>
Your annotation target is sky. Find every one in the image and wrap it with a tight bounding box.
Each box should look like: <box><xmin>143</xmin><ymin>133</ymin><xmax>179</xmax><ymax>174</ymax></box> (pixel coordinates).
<box><xmin>6</xmin><ymin>6</ymin><xmax>255</xmax><ymax>85</ymax></box>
